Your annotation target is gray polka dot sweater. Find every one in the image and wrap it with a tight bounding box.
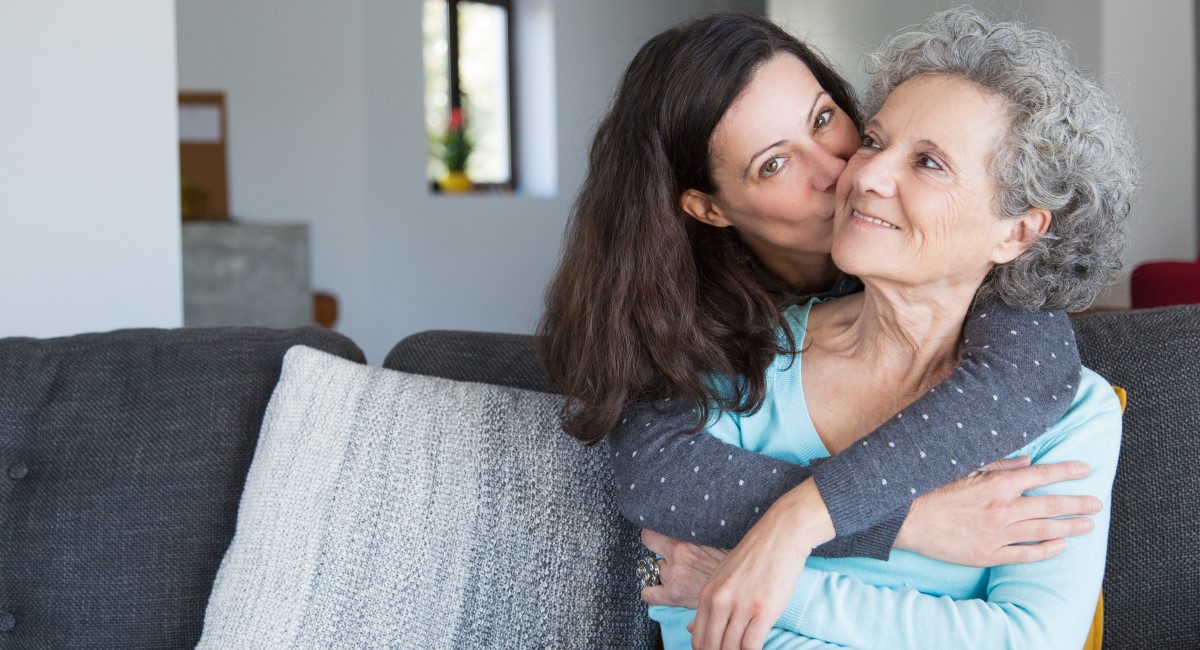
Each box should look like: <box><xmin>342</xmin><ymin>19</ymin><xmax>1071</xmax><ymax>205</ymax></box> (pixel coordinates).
<box><xmin>608</xmin><ymin>293</ymin><xmax>1081</xmax><ymax>559</ymax></box>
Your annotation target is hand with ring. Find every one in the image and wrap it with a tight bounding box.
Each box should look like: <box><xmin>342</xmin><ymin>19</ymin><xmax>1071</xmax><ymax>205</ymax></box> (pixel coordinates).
<box><xmin>634</xmin><ymin>457</ymin><xmax>1102</xmax><ymax>616</ymax></box>
<box><xmin>637</xmin><ymin>555</ymin><xmax>662</xmax><ymax>589</ymax></box>
<box><xmin>638</xmin><ymin>529</ymin><xmax>729</xmax><ymax>610</ymax></box>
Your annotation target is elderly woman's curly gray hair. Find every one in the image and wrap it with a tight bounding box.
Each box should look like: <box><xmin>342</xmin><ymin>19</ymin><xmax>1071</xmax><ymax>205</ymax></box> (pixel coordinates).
<box><xmin>862</xmin><ymin>5</ymin><xmax>1142</xmax><ymax>311</ymax></box>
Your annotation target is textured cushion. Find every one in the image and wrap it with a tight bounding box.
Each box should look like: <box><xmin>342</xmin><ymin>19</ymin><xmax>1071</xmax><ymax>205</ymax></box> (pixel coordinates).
<box><xmin>199</xmin><ymin>346</ymin><xmax>654</xmax><ymax>649</ymax></box>
<box><xmin>0</xmin><ymin>327</ymin><xmax>364</xmax><ymax>648</ymax></box>
<box><xmin>384</xmin><ymin>329</ymin><xmax>552</xmax><ymax>393</ymax></box>
<box><xmin>1073</xmin><ymin>305</ymin><xmax>1200</xmax><ymax>649</ymax></box>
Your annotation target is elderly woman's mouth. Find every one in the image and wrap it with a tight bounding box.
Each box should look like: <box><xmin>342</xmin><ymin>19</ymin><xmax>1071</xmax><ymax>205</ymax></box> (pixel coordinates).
<box><xmin>851</xmin><ymin>209</ymin><xmax>900</xmax><ymax>229</ymax></box>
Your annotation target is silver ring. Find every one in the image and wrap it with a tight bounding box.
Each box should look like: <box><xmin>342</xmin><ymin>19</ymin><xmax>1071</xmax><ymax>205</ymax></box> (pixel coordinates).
<box><xmin>636</xmin><ymin>556</ymin><xmax>661</xmax><ymax>588</ymax></box>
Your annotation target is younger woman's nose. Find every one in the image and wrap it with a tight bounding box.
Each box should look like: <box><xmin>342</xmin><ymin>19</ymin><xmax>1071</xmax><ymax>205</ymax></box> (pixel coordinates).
<box><xmin>808</xmin><ymin>146</ymin><xmax>847</xmax><ymax>193</ymax></box>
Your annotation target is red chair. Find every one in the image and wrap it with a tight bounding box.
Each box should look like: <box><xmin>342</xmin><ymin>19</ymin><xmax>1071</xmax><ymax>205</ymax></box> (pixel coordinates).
<box><xmin>1130</xmin><ymin>257</ymin><xmax>1200</xmax><ymax>309</ymax></box>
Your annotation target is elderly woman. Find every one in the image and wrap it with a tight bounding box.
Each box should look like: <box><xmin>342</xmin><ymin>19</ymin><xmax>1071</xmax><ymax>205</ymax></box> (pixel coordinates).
<box><xmin>645</xmin><ymin>7</ymin><xmax>1140</xmax><ymax>650</ymax></box>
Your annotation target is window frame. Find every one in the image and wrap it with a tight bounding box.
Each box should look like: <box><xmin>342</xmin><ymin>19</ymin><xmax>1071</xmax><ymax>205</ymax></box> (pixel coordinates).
<box><xmin>443</xmin><ymin>0</ymin><xmax>518</xmax><ymax>191</ymax></box>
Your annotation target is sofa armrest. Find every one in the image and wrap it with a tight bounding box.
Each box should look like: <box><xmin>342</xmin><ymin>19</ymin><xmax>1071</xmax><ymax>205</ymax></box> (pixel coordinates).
<box><xmin>0</xmin><ymin>326</ymin><xmax>363</xmax><ymax>648</ymax></box>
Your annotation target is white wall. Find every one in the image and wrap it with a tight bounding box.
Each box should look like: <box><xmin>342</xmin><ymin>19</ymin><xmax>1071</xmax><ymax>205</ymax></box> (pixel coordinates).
<box><xmin>769</xmin><ymin>1</ymin><xmax>1101</xmax><ymax>90</ymax></box>
<box><xmin>178</xmin><ymin>0</ymin><xmax>764</xmax><ymax>361</ymax></box>
<box><xmin>175</xmin><ymin>0</ymin><xmax>372</xmax><ymax>350</ymax></box>
<box><xmin>768</xmin><ymin>0</ymin><xmax>1198</xmax><ymax>308</ymax></box>
<box><xmin>1101</xmin><ymin>1</ymin><xmax>1198</xmax><ymax>304</ymax></box>
<box><xmin>0</xmin><ymin>1</ymin><xmax>182</xmax><ymax>337</ymax></box>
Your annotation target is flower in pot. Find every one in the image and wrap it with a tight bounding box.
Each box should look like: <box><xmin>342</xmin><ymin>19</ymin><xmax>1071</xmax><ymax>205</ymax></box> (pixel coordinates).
<box><xmin>436</xmin><ymin>107</ymin><xmax>473</xmax><ymax>193</ymax></box>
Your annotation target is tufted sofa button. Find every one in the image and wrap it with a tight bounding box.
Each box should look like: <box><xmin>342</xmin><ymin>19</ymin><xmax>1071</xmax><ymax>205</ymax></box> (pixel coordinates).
<box><xmin>7</xmin><ymin>462</ymin><xmax>28</xmax><ymax>481</ymax></box>
<box><xmin>0</xmin><ymin>612</ymin><xmax>14</xmax><ymax>632</ymax></box>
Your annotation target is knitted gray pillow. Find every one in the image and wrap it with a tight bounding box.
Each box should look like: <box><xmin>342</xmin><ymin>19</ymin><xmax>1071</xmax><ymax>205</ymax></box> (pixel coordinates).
<box><xmin>198</xmin><ymin>346</ymin><xmax>656</xmax><ymax>649</ymax></box>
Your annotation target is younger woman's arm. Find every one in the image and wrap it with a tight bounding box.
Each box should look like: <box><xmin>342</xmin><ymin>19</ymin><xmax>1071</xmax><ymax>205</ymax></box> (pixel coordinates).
<box><xmin>812</xmin><ymin>301</ymin><xmax>1081</xmax><ymax>536</ymax></box>
<box><xmin>609</xmin><ymin>398</ymin><xmax>905</xmax><ymax>559</ymax></box>
<box><xmin>610</xmin><ymin>300</ymin><xmax>1081</xmax><ymax>544</ymax></box>
<box><xmin>772</xmin><ymin>376</ymin><xmax>1120</xmax><ymax>650</ymax></box>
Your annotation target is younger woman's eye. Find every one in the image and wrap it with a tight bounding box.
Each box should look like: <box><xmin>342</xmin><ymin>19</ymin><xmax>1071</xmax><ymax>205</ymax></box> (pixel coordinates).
<box><xmin>760</xmin><ymin>156</ymin><xmax>786</xmax><ymax>177</ymax></box>
<box><xmin>813</xmin><ymin>108</ymin><xmax>835</xmax><ymax>130</ymax></box>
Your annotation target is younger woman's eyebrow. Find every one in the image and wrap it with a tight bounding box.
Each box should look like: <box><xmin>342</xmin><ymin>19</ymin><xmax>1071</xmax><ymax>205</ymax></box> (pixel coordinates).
<box><xmin>741</xmin><ymin>90</ymin><xmax>831</xmax><ymax>182</ymax></box>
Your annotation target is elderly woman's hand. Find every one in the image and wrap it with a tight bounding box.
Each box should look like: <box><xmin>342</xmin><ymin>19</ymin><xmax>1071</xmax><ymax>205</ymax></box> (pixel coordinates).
<box><xmin>896</xmin><ymin>456</ymin><xmax>1102</xmax><ymax>566</ymax></box>
<box><xmin>639</xmin><ymin>529</ymin><xmax>729</xmax><ymax>610</ymax></box>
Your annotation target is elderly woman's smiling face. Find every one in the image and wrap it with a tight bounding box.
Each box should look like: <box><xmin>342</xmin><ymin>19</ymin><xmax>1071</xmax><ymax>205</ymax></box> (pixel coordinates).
<box><xmin>831</xmin><ymin>74</ymin><xmax>1047</xmax><ymax>290</ymax></box>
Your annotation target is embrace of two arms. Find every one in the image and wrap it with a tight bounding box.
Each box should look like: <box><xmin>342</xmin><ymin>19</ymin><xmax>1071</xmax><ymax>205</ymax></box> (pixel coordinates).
<box><xmin>609</xmin><ymin>302</ymin><xmax>1100</xmax><ymax>647</ymax></box>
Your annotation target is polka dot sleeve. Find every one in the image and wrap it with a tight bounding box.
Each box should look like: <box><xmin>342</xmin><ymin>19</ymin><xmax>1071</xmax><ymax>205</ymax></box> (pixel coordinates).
<box><xmin>811</xmin><ymin>299</ymin><xmax>1080</xmax><ymax>537</ymax></box>
<box><xmin>606</xmin><ymin>396</ymin><xmax>906</xmax><ymax>558</ymax></box>
<box><xmin>608</xmin><ymin>297</ymin><xmax>1080</xmax><ymax>547</ymax></box>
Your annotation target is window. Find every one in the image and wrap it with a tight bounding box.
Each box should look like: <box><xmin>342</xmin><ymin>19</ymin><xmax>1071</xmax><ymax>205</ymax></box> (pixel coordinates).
<box><xmin>423</xmin><ymin>0</ymin><xmax>516</xmax><ymax>191</ymax></box>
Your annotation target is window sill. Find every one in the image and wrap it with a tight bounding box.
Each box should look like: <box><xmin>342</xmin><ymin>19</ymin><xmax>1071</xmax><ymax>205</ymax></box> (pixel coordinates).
<box><xmin>428</xmin><ymin>180</ymin><xmax>515</xmax><ymax>196</ymax></box>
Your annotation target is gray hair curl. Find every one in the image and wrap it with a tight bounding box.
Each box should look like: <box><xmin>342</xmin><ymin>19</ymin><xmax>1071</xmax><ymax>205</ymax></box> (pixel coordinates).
<box><xmin>862</xmin><ymin>6</ymin><xmax>1142</xmax><ymax>311</ymax></box>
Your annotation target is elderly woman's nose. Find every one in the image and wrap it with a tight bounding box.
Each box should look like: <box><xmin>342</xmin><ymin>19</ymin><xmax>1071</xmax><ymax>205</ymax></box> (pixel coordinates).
<box><xmin>851</xmin><ymin>151</ymin><xmax>898</xmax><ymax>198</ymax></box>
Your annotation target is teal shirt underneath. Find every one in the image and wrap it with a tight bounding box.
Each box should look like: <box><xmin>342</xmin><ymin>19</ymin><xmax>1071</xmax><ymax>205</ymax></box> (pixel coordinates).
<box><xmin>650</xmin><ymin>298</ymin><xmax>1121</xmax><ymax>650</ymax></box>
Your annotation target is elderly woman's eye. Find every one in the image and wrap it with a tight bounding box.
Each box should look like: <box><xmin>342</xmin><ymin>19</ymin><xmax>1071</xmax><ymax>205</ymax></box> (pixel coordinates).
<box><xmin>860</xmin><ymin>135</ymin><xmax>880</xmax><ymax>150</ymax></box>
<box><xmin>917</xmin><ymin>154</ymin><xmax>943</xmax><ymax>170</ymax></box>
<box><xmin>814</xmin><ymin>108</ymin><xmax>834</xmax><ymax>130</ymax></box>
<box><xmin>760</xmin><ymin>156</ymin><xmax>785</xmax><ymax>177</ymax></box>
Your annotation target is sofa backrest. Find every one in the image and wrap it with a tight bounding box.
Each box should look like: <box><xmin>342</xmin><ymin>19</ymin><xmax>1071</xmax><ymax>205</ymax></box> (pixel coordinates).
<box><xmin>1072</xmin><ymin>304</ymin><xmax>1200</xmax><ymax>649</ymax></box>
<box><xmin>0</xmin><ymin>327</ymin><xmax>363</xmax><ymax>648</ymax></box>
<box><xmin>388</xmin><ymin>305</ymin><xmax>1200</xmax><ymax>648</ymax></box>
<box><xmin>385</xmin><ymin>329</ymin><xmax>551</xmax><ymax>393</ymax></box>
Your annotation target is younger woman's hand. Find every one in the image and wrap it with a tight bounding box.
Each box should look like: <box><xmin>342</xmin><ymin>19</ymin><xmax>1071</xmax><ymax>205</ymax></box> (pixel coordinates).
<box><xmin>639</xmin><ymin>529</ymin><xmax>729</xmax><ymax>610</ymax></box>
<box><xmin>896</xmin><ymin>456</ymin><xmax>1102</xmax><ymax>566</ymax></box>
<box><xmin>686</xmin><ymin>480</ymin><xmax>832</xmax><ymax>650</ymax></box>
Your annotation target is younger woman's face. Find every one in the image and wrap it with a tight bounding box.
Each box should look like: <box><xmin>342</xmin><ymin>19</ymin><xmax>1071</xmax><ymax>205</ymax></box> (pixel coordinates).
<box><xmin>682</xmin><ymin>53</ymin><xmax>860</xmax><ymax>274</ymax></box>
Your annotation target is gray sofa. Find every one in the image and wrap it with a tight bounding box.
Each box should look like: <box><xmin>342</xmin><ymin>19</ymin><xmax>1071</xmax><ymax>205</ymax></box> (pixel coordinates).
<box><xmin>0</xmin><ymin>306</ymin><xmax>1196</xmax><ymax>648</ymax></box>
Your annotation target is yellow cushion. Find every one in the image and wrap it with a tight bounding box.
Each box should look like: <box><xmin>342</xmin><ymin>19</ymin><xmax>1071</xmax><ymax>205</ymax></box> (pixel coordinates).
<box><xmin>1082</xmin><ymin>592</ymin><xmax>1104</xmax><ymax>650</ymax></box>
<box><xmin>1081</xmin><ymin>386</ymin><xmax>1125</xmax><ymax>650</ymax></box>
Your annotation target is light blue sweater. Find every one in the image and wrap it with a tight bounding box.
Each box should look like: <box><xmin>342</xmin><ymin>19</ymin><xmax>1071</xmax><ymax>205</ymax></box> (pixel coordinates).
<box><xmin>650</xmin><ymin>299</ymin><xmax>1122</xmax><ymax>649</ymax></box>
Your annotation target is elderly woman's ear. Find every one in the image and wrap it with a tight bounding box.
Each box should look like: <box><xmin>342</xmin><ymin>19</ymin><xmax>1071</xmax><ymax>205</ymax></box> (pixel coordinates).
<box><xmin>991</xmin><ymin>207</ymin><xmax>1052</xmax><ymax>265</ymax></box>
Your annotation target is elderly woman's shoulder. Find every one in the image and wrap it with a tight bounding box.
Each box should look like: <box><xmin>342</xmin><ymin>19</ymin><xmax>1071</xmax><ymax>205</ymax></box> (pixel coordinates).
<box><xmin>1022</xmin><ymin>367</ymin><xmax>1123</xmax><ymax>462</ymax></box>
<box><xmin>1072</xmin><ymin>367</ymin><xmax>1124</xmax><ymax>420</ymax></box>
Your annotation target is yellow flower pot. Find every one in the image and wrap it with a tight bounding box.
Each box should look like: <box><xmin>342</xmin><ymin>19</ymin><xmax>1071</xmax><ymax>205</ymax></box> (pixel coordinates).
<box><xmin>438</xmin><ymin>170</ymin><xmax>472</xmax><ymax>193</ymax></box>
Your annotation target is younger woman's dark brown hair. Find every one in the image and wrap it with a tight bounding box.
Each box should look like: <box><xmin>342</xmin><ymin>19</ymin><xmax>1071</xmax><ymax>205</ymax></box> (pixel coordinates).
<box><xmin>537</xmin><ymin>12</ymin><xmax>862</xmax><ymax>444</ymax></box>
